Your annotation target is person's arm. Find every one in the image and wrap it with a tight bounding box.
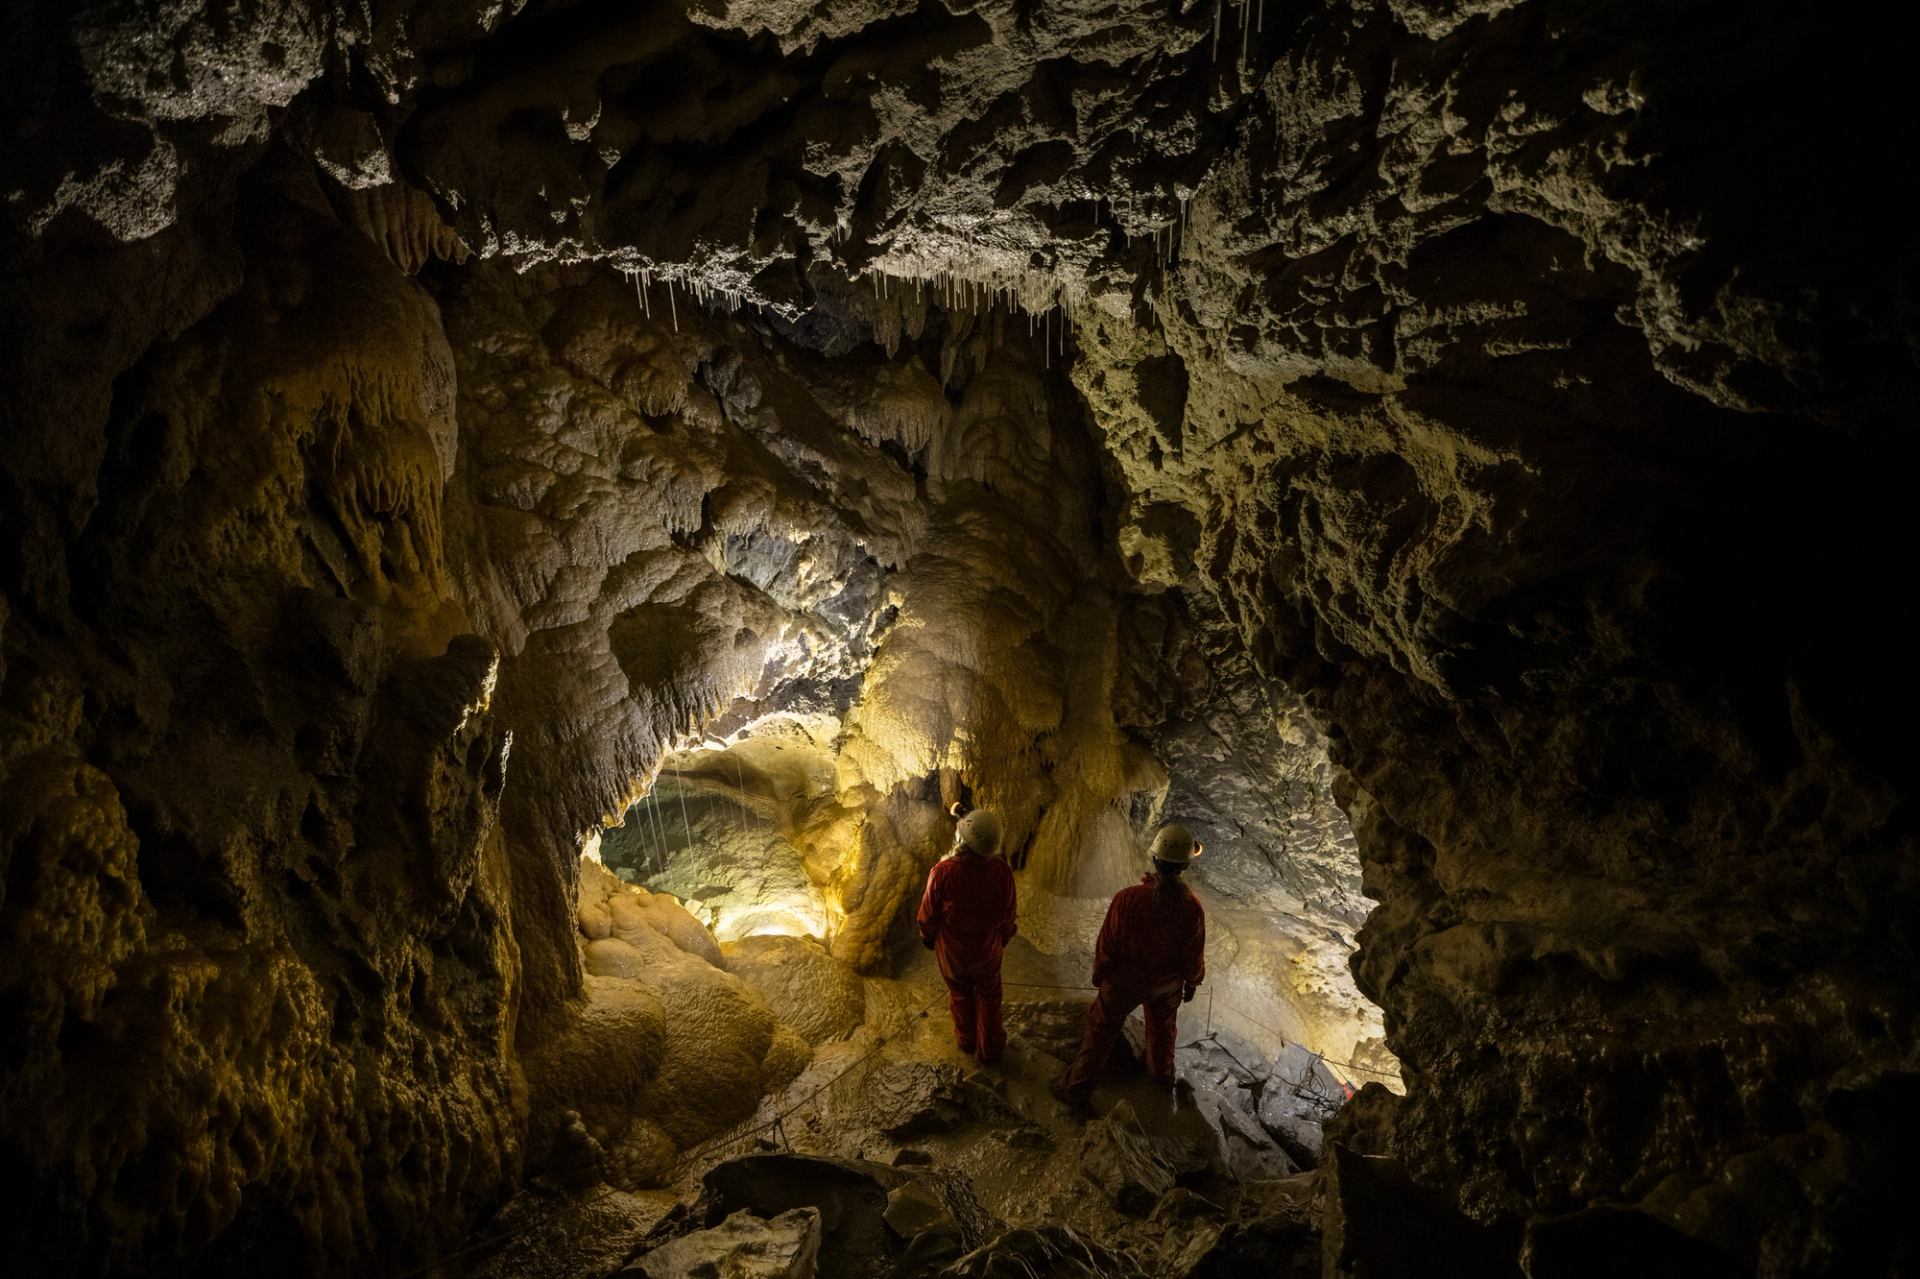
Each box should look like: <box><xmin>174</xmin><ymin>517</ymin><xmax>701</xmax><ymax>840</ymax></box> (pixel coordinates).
<box><xmin>1092</xmin><ymin>896</ymin><xmax>1120</xmax><ymax>986</ymax></box>
<box><xmin>998</xmin><ymin>861</ymin><xmax>1018</xmax><ymax>944</ymax></box>
<box><xmin>917</xmin><ymin>864</ymin><xmax>941</xmax><ymax>949</ymax></box>
<box><xmin>1182</xmin><ymin>904</ymin><xmax>1206</xmax><ymax>999</ymax></box>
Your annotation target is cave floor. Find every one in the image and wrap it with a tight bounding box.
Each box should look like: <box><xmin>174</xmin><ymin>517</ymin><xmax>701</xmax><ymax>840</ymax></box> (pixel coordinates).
<box><xmin>459</xmin><ymin>977</ymin><xmax>1321</xmax><ymax>1278</ymax></box>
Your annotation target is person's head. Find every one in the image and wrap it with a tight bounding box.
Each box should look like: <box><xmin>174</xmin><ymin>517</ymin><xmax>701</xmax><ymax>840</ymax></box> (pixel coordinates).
<box><xmin>950</xmin><ymin>801</ymin><xmax>1003</xmax><ymax>856</ymax></box>
<box><xmin>1148</xmin><ymin>824</ymin><xmax>1203</xmax><ymax>878</ymax></box>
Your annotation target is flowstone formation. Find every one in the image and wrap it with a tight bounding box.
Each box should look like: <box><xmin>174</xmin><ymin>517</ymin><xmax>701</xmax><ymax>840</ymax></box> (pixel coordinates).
<box><xmin>1</xmin><ymin>169</ymin><xmax>521</xmax><ymax>1272</ymax></box>
<box><xmin>4</xmin><ymin>0</ymin><xmax>1914</xmax><ymax>1274</ymax></box>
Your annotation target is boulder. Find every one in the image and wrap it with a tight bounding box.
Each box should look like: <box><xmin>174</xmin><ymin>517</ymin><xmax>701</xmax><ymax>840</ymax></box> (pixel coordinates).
<box><xmin>1186</xmin><ymin>1084</ymin><xmax>1298</xmax><ymax>1184</ymax></box>
<box><xmin>1149</xmin><ymin>1190</ymin><xmax>1230</xmax><ymax>1277</ymax></box>
<box><xmin>915</xmin><ymin>1167</ymin><xmax>1002</xmax><ymax>1251</ymax></box>
<box><xmin>873</xmin><ymin>1060</ymin><xmax>974</xmax><ymax>1138</ymax></box>
<box><xmin>700</xmin><ymin>1153</ymin><xmax>907</xmax><ymax>1276</ymax></box>
<box><xmin>1078</xmin><ymin>1099</ymin><xmax>1176</xmax><ymax>1215</ymax></box>
<box><xmin>1257</xmin><ymin>1108</ymin><xmax>1325</xmax><ymax>1171</ymax></box>
<box><xmin>1150</xmin><ymin>1188</ymin><xmax>1224</xmax><ymax>1224</ymax></box>
<box><xmin>885</xmin><ymin>1179</ymin><xmax>957</xmax><ymax>1239</ymax></box>
<box><xmin>1256</xmin><ymin>1044</ymin><xmax>1348</xmax><ymax>1169</ymax></box>
<box><xmin>870</xmin><ymin>1059</ymin><xmax>1030</xmax><ymax>1140</ymax></box>
<box><xmin>894</xmin><ymin>1227</ymin><xmax>967</xmax><ymax>1277</ymax></box>
<box><xmin>622</xmin><ymin>1207</ymin><xmax>821</xmax><ymax>1279</ymax></box>
<box><xmin>520</xmin><ymin>975</ymin><xmax>667</xmax><ymax>1151</ymax></box>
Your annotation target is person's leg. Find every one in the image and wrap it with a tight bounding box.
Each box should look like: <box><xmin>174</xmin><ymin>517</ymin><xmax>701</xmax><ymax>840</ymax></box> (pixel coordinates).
<box><xmin>974</xmin><ymin>963</ymin><xmax>1006</xmax><ymax>1065</ymax></box>
<box><xmin>945</xmin><ymin>973</ymin><xmax>977</xmax><ymax>1055</ymax></box>
<box><xmin>1064</xmin><ymin>983</ymin><xmax>1141</xmax><ymax>1100</ymax></box>
<box><xmin>1142</xmin><ymin>986</ymin><xmax>1182</xmax><ymax>1086</ymax></box>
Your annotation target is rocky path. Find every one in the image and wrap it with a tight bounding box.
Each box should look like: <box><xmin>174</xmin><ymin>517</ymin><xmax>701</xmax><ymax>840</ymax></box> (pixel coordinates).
<box><xmin>457</xmin><ymin>975</ymin><xmax>1348</xmax><ymax>1277</ymax></box>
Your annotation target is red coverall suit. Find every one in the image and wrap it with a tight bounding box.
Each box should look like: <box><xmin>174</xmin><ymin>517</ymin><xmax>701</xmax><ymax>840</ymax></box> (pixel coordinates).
<box><xmin>1065</xmin><ymin>874</ymin><xmax>1206</xmax><ymax>1098</ymax></box>
<box><xmin>917</xmin><ymin>849</ymin><xmax>1018</xmax><ymax>1065</ymax></box>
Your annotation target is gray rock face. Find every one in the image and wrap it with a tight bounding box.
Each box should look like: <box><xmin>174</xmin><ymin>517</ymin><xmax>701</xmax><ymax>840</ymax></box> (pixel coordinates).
<box><xmin>1077</xmin><ymin>1099</ymin><xmax>1177</xmax><ymax>1215</ymax></box>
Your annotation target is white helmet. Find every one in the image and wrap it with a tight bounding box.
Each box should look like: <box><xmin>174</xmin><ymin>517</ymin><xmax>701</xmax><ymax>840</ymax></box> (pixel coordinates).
<box><xmin>949</xmin><ymin>801</ymin><xmax>1003</xmax><ymax>854</ymax></box>
<box><xmin>1149</xmin><ymin>824</ymin><xmax>1203</xmax><ymax>864</ymax></box>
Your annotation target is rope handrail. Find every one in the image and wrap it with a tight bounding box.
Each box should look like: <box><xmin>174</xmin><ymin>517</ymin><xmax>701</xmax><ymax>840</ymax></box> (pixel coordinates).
<box><xmin>991</xmin><ymin>978</ymin><xmax>1398</xmax><ymax>1081</ymax></box>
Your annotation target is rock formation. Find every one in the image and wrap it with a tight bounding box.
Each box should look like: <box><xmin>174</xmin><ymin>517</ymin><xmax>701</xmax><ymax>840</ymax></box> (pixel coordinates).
<box><xmin>2</xmin><ymin>0</ymin><xmax>1912</xmax><ymax>1274</ymax></box>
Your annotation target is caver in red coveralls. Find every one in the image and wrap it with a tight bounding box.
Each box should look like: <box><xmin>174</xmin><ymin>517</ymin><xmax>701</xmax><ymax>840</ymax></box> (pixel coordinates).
<box><xmin>917</xmin><ymin>809</ymin><xmax>1017</xmax><ymax>1065</ymax></box>
<box><xmin>1064</xmin><ymin>866</ymin><xmax>1206</xmax><ymax>1100</ymax></box>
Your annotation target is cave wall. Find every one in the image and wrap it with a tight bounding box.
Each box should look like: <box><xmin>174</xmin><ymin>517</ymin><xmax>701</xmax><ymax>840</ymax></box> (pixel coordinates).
<box><xmin>0</xmin><ymin>161</ymin><xmax>522</xmax><ymax>1271</ymax></box>
<box><xmin>387</xmin><ymin>0</ymin><xmax>1916</xmax><ymax>1265</ymax></box>
<box><xmin>1</xmin><ymin>127</ymin><xmax>1364</xmax><ymax>1267</ymax></box>
<box><xmin>1070</xmin><ymin>7</ymin><xmax>1918</xmax><ymax>1271</ymax></box>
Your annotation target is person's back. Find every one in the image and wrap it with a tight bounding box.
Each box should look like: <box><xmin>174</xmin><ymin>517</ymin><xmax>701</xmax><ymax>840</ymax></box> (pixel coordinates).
<box><xmin>917</xmin><ymin>803</ymin><xmax>1017</xmax><ymax>1065</ymax></box>
<box><xmin>1056</xmin><ymin>824</ymin><xmax>1207</xmax><ymax>1106</ymax></box>
<box><xmin>1095</xmin><ymin>875</ymin><xmax>1205</xmax><ymax>994</ymax></box>
<box><xmin>924</xmin><ymin>851</ymin><xmax>1016</xmax><ymax>958</ymax></box>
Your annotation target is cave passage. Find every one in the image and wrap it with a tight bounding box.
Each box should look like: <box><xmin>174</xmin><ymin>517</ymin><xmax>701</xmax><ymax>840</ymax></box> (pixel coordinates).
<box><xmin>3</xmin><ymin>0</ymin><xmax>1912</xmax><ymax>1275</ymax></box>
<box><xmin>603</xmin><ymin>742</ymin><xmax>840</xmax><ymax>946</ymax></box>
<box><xmin>598</xmin><ymin>727</ymin><xmax>1393</xmax><ymax>1080</ymax></box>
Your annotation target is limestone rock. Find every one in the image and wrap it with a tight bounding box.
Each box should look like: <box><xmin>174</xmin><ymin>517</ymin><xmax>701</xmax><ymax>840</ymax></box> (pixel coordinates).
<box><xmin>870</xmin><ymin>1060</ymin><xmax>1028</xmax><ymax>1141</ymax></box>
<box><xmin>0</xmin><ymin>190</ymin><xmax>523</xmax><ymax>1273</ymax></box>
<box><xmin>605</xmin><ymin>1119</ymin><xmax>680</xmax><ymax>1190</ymax></box>
<box><xmin>465</xmin><ymin>1188</ymin><xmax>665</xmax><ymax>1279</ymax></box>
<box><xmin>1257</xmin><ymin>1044</ymin><xmax>1350</xmax><ymax>1168</ymax></box>
<box><xmin>638</xmin><ymin>963</ymin><xmax>783</xmax><ymax>1149</ymax></box>
<box><xmin>1077</xmin><ymin>1100</ymin><xmax>1176</xmax><ymax>1216</ymax></box>
<box><xmin>1521</xmin><ymin>1204</ymin><xmax>1746</xmax><ymax>1279</ymax></box>
<box><xmin>5</xmin><ymin>0</ymin><xmax>1915</xmax><ymax>1272</ymax></box>
<box><xmin>699</xmin><ymin>1154</ymin><xmax>907</xmax><ymax>1277</ymax></box>
<box><xmin>884</xmin><ymin>1179</ymin><xmax>957</xmax><ymax>1240</ymax></box>
<box><xmin>523</xmin><ymin>975</ymin><xmax>668</xmax><ymax>1138</ymax></box>
<box><xmin>723</xmin><ymin>935</ymin><xmax>867</xmax><ymax>1045</ymax></box>
<box><xmin>622</xmin><ymin>1207</ymin><xmax>822</xmax><ymax>1279</ymax></box>
<box><xmin>762</xmin><ymin>1021</ymin><xmax>813</xmax><ymax>1090</ymax></box>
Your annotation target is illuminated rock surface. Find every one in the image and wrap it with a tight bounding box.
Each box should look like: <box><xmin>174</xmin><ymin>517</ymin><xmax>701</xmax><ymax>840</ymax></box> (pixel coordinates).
<box><xmin>2</xmin><ymin>0</ymin><xmax>1912</xmax><ymax>1274</ymax></box>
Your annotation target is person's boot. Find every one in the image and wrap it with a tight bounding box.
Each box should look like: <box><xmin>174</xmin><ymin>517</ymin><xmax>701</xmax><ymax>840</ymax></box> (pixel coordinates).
<box><xmin>1049</xmin><ymin>1075</ymin><xmax>1092</xmax><ymax>1116</ymax></box>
